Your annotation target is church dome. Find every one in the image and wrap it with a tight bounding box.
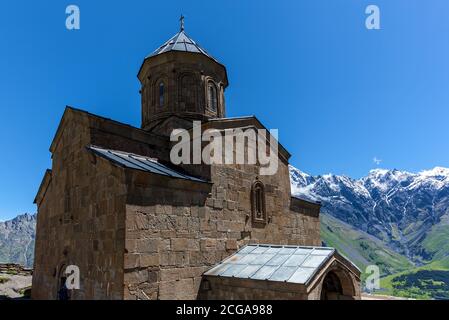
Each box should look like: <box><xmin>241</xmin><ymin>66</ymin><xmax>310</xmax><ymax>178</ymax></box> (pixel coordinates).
<box><xmin>147</xmin><ymin>29</ymin><xmax>220</xmax><ymax>64</ymax></box>
<box><xmin>138</xmin><ymin>16</ymin><xmax>228</xmax><ymax>135</ymax></box>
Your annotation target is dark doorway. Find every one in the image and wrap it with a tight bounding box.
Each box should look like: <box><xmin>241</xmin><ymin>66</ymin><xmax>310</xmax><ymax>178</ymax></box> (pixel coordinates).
<box><xmin>320</xmin><ymin>271</ymin><xmax>343</xmax><ymax>300</ymax></box>
<box><xmin>57</xmin><ymin>276</ymin><xmax>70</xmax><ymax>300</ymax></box>
<box><xmin>56</xmin><ymin>264</ymin><xmax>70</xmax><ymax>300</ymax></box>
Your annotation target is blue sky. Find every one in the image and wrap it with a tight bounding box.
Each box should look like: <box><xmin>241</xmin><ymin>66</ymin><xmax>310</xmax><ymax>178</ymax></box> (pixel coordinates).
<box><xmin>0</xmin><ymin>1</ymin><xmax>448</xmax><ymax>220</ymax></box>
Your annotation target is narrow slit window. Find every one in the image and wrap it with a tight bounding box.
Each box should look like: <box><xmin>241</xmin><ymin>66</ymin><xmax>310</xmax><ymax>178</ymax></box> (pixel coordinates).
<box><xmin>251</xmin><ymin>180</ymin><xmax>267</xmax><ymax>225</ymax></box>
<box><xmin>159</xmin><ymin>82</ymin><xmax>165</xmax><ymax>107</ymax></box>
<box><xmin>255</xmin><ymin>186</ymin><xmax>263</xmax><ymax>217</ymax></box>
<box><xmin>207</xmin><ymin>82</ymin><xmax>217</xmax><ymax>112</ymax></box>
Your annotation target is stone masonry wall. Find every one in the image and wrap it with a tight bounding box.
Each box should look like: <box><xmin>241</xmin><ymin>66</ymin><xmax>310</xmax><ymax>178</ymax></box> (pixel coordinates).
<box><xmin>33</xmin><ymin>108</ymin><xmax>322</xmax><ymax>300</ymax></box>
<box><xmin>123</xmin><ymin>171</ymin><xmax>212</xmax><ymax>300</ymax></box>
<box><xmin>199</xmin><ymin>277</ymin><xmax>308</xmax><ymax>300</ymax></box>
<box><xmin>32</xmin><ymin>111</ymin><xmax>127</xmax><ymax>300</ymax></box>
<box><xmin>123</xmin><ymin>159</ymin><xmax>321</xmax><ymax>300</ymax></box>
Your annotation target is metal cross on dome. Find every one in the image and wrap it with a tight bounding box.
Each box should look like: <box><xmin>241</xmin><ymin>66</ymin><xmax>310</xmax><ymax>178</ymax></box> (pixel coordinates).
<box><xmin>180</xmin><ymin>14</ymin><xmax>185</xmax><ymax>31</ymax></box>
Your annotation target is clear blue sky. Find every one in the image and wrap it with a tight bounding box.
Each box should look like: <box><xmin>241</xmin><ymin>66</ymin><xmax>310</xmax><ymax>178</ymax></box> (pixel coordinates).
<box><xmin>0</xmin><ymin>1</ymin><xmax>448</xmax><ymax>220</ymax></box>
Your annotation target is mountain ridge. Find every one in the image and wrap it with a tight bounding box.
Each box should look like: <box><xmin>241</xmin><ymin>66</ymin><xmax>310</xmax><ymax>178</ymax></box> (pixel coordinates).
<box><xmin>290</xmin><ymin>165</ymin><xmax>449</xmax><ymax>269</ymax></box>
<box><xmin>0</xmin><ymin>213</ymin><xmax>36</xmax><ymax>268</ymax></box>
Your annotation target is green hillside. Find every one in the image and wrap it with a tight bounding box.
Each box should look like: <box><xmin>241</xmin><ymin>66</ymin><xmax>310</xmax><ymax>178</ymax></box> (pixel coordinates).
<box><xmin>320</xmin><ymin>213</ymin><xmax>413</xmax><ymax>281</ymax></box>
<box><xmin>422</xmin><ymin>213</ymin><xmax>449</xmax><ymax>268</ymax></box>
<box><xmin>380</xmin><ymin>263</ymin><xmax>449</xmax><ymax>299</ymax></box>
<box><xmin>321</xmin><ymin>213</ymin><xmax>449</xmax><ymax>299</ymax></box>
<box><xmin>379</xmin><ymin>213</ymin><xmax>449</xmax><ymax>299</ymax></box>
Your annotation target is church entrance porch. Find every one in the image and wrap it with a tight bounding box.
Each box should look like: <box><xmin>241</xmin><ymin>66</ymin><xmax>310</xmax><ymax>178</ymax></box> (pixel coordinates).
<box><xmin>320</xmin><ymin>270</ymin><xmax>356</xmax><ymax>300</ymax></box>
<box><xmin>199</xmin><ymin>244</ymin><xmax>361</xmax><ymax>300</ymax></box>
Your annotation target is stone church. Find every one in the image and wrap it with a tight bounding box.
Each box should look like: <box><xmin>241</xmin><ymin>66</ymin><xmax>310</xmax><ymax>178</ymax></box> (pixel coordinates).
<box><xmin>32</xmin><ymin>20</ymin><xmax>361</xmax><ymax>300</ymax></box>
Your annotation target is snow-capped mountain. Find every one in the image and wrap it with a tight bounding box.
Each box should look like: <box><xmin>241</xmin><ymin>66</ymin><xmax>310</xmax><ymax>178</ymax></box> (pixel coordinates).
<box><xmin>0</xmin><ymin>213</ymin><xmax>36</xmax><ymax>267</ymax></box>
<box><xmin>289</xmin><ymin>165</ymin><xmax>449</xmax><ymax>263</ymax></box>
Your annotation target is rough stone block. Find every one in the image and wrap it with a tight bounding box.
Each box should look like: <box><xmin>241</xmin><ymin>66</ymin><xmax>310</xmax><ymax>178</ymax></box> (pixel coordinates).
<box><xmin>139</xmin><ymin>254</ymin><xmax>160</xmax><ymax>267</ymax></box>
<box><xmin>171</xmin><ymin>238</ymin><xmax>189</xmax><ymax>251</ymax></box>
<box><xmin>225</xmin><ymin>239</ymin><xmax>238</xmax><ymax>251</ymax></box>
<box><xmin>136</xmin><ymin>239</ymin><xmax>160</xmax><ymax>253</ymax></box>
<box><xmin>124</xmin><ymin>254</ymin><xmax>140</xmax><ymax>269</ymax></box>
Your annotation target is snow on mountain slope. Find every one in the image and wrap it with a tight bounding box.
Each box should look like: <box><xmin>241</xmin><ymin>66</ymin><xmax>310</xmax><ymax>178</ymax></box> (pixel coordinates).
<box><xmin>289</xmin><ymin>165</ymin><xmax>449</xmax><ymax>264</ymax></box>
<box><xmin>0</xmin><ymin>213</ymin><xmax>36</xmax><ymax>267</ymax></box>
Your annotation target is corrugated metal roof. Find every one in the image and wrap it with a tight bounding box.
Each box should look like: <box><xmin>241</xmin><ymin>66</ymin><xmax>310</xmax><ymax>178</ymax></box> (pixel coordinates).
<box><xmin>147</xmin><ymin>30</ymin><xmax>219</xmax><ymax>63</ymax></box>
<box><xmin>87</xmin><ymin>145</ymin><xmax>207</xmax><ymax>183</ymax></box>
<box><xmin>204</xmin><ymin>244</ymin><xmax>335</xmax><ymax>285</ymax></box>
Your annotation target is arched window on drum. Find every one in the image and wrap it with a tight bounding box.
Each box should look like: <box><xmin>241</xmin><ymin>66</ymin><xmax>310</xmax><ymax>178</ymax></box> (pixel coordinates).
<box><xmin>207</xmin><ymin>81</ymin><xmax>218</xmax><ymax>113</ymax></box>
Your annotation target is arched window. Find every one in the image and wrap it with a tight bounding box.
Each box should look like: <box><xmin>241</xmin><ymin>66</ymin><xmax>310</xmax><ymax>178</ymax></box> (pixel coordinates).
<box><xmin>207</xmin><ymin>81</ymin><xmax>218</xmax><ymax>112</ymax></box>
<box><xmin>251</xmin><ymin>179</ymin><xmax>267</xmax><ymax>225</ymax></box>
<box><xmin>158</xmin><ymin>82</ymin><xmax>165</xmax><ymax>107</ymax></box>
<box><xmin>179</xmin><ymin>74</ymin><xmax>196</xmax><ymax>112</ymax></box>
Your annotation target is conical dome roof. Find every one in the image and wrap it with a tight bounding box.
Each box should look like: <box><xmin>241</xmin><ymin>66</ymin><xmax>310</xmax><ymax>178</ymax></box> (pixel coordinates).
<box><xmin>146</xmin><ymin>16</ymin><xmax>220</xmax><ymax>63</ymax></box>
<box><xmin>138</xmin><ymin>16</ymin><xmax>228</xmax><ymax>85</ymax></box>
